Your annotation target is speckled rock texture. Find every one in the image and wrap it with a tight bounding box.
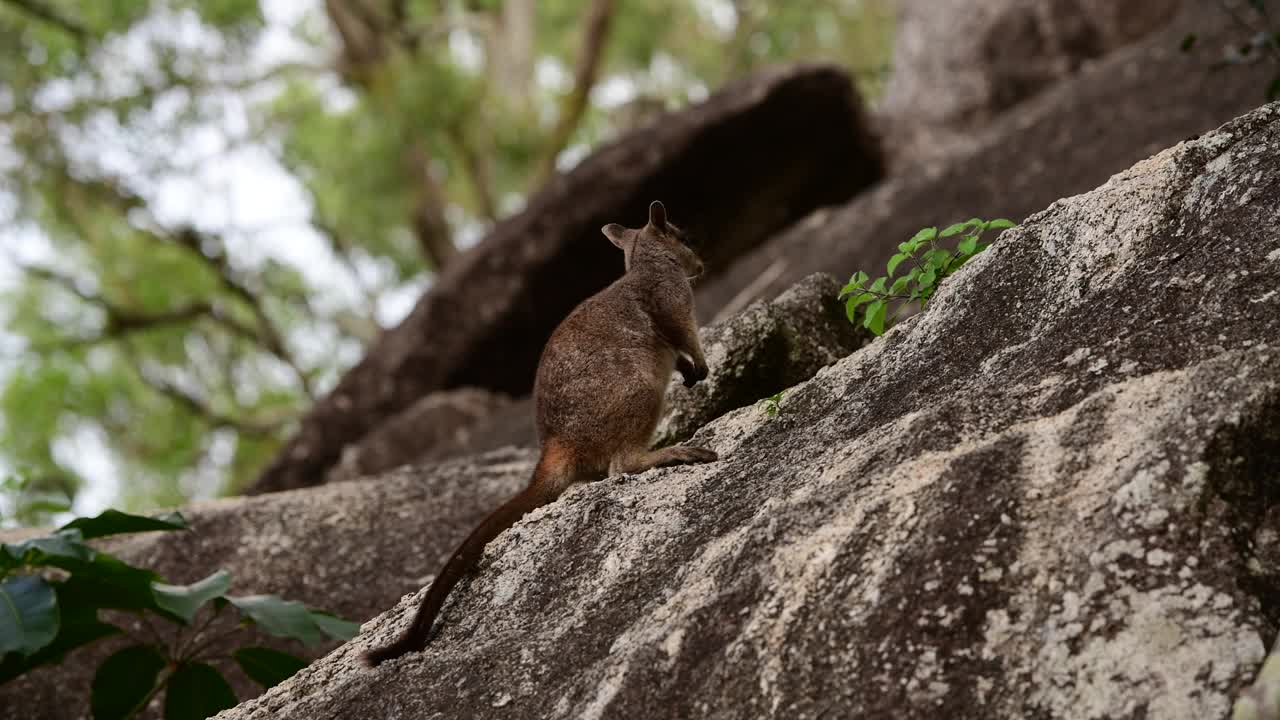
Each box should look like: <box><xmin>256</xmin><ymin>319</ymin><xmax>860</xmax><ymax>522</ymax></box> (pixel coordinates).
<box><xmin>211</xmin><ymin>103</ymin><xmax>1280</xmax><ymax>720</ymax></box>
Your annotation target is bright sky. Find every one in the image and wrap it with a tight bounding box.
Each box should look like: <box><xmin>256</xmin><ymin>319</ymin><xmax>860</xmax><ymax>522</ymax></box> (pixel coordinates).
<box><xmin>0</xmin><ymin>0</ymin><xmax>401</xmax><ymax>519</ymax></box>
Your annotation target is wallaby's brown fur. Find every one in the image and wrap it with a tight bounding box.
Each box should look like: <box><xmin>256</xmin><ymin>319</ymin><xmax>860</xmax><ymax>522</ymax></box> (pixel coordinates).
<box><xmin>363</xmin><ymin>201</ymin><xmax>717</xmax><ymax>666</ymax></box>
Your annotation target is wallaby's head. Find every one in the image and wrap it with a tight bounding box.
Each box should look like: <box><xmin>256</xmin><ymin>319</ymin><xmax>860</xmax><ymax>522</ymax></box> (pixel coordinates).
<box><xmin>601</xmin><ymin>201</ymin><xmax>704</xmax><ymax>279</ymax></box>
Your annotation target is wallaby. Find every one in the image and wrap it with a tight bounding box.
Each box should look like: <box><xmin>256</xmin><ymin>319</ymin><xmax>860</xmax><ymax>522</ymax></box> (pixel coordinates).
<box><xmin>364</xmin><ymin>200</ymin><xmax>718</xmax><ymax>666</ymax></box>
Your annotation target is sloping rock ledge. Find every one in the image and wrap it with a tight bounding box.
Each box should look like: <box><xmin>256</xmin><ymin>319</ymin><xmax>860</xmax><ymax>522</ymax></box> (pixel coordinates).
<box><xmin>216</xmin><ymin>104</ymin><xmax>1280</xmax><ymax>719</ymax></box>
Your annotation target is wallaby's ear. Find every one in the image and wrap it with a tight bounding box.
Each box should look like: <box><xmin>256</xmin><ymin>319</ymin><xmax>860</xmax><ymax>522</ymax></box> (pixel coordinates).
<box><xmin>648</xmin><ymin>200</ymin><xmax>667</xmax><ymax>227</ymax></box>
<box><xmin>602</xmin><ymin>223</ymin><xmax>631</xmax><ymax>249</ymax></box>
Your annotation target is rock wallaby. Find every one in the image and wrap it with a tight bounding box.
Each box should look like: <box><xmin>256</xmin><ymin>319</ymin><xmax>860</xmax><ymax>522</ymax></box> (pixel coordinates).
<box><xmin>364</xmin><ymin>200</ymin><xmax>718</xmax><ymax>666</ymax></box>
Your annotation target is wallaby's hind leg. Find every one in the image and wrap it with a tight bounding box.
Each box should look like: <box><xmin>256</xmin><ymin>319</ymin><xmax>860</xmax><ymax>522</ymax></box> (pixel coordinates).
<box><xmin>610</xmin><ymin>445</ymin><xmax>718</xmax><ymax>475</ymax></box>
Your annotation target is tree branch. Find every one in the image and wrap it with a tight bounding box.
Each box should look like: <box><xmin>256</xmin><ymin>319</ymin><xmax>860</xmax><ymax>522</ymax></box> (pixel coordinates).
<box><xmin>531</xmin><ymin>0</ymin><xmax>615</xmax><ymax>188</ymax></box>
<box><xmin>17</xmin><ymin>261</ymin><xmax>276</xmax><ymax>356</ymax></box>
<box><xmin>18</xmin><ymin>264</ymin><xmax>289</xmax><ymax>436</ymax></box>
<box><xmin>170</xmin><ymin>227</ymin><xmax>316</xmax><ymax>399</ymax></box>
<box><xmin>405</xmin><ymin>142</ymin><xmax>460</xmax><ymax>269</ymax></box>
<box><xmin>0</xmin><ymin>0</ymin><xmax>88</xmax><ymax>42</ymax></box>
<box><xmin>446</xmin><ymin>120</ymin><xmax>499</xmax><ymax>221</ymax></box>
<box><xmin>122</xmin><ymin>345</ymin><xmax>285</xmax><ymax>435</ymax></box>
<box><xmin>38</xmin><ymin>157</ymin><xmax>319</xmax><ymax>399</ymax></box>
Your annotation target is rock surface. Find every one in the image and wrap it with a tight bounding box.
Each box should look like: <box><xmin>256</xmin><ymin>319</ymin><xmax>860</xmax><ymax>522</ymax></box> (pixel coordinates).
<box><xmin>879</xmin><ymin>0</ymin><xmax>1181</xmax><ymax>164</ymax></box>
<box><xmin>251</xmin><ymin>64</ymin><xmax>883</xmax><ymax>496</ymax></box>
<box><xmin>326</xmin><ymin>388</ymin><xmax>514</xmax><ymax>483</ymax></box>
<box><xmin>212</xmin><ymin>103</ymin><xmax>1280</xmax><ymax>719</ymax></box>
<box><xmin>0</xmin><ymin>274</ymin><xmax>862</xmax><ymax>719</ymax></box>
<box><xmin>698</xmin><ymin>0</ymin><xmax>1275</xmax><ymax>321</ymax></box>
<box><xmin>653</xmin><ymin>273</ymin><xmax>867</xmax><ymax>447</ymax></box>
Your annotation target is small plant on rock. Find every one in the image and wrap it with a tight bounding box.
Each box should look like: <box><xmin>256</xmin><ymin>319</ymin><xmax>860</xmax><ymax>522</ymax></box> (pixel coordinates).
<box><xmin>840</xmin><ymin>218</ymin><xmax>1015</xmax><ymax>335</ymax></box>
<box><xmin>758</xmin><ymin>391</ymin><xmax>785</xmax><ymax>418</ymax></box>
<box><xmin>0</xmin><ymin>509</ymin><xmax>358</xmax><ymax>720</ymax></box>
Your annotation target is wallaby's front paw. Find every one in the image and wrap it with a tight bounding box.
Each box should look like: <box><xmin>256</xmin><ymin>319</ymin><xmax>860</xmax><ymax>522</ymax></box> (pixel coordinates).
<box><xmin>680</xmin><ymin>362</ymin><xmax>709</xmax><ymax>388</ymax></box>
<box><xmin>672</xmin><ymin>446</ymin><xmax>717</xmax><ymax>464</ymax></box>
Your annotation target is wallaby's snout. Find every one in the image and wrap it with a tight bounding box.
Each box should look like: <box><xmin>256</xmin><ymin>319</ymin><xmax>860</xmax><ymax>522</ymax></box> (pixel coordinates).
<box><xmin>689</xmin><ymin>258</ymin><xmax>705</xmax><ymax>280</ymax></box>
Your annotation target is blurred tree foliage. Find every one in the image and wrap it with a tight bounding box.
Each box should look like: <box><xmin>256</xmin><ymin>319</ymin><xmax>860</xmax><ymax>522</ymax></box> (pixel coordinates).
<box><xmin>0</xmin><ymin>0</ymin><xmax>893</xmax><ymax>526</ymax></box>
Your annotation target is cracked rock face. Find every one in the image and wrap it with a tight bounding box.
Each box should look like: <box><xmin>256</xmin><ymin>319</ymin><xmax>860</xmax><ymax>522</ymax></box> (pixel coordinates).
<box><xmin>215</xmin><ymin>103</ymin><xmax>1280</xmax><ymax>719</ymax></box>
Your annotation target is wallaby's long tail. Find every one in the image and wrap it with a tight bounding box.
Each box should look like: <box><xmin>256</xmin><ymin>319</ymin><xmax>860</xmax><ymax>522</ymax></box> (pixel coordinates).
<box><xmin>363</xmin><ymin>447</ymin><xmax>569</xmax><ymax>666</ymax></box>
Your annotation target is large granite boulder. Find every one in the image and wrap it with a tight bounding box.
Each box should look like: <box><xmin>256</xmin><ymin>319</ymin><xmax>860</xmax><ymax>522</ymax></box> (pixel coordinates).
<box><xmin>325</xmin><ymin>388</ymin><xmax>514</xmax><ymax>483</ymax></box>
<box><xmin>880</xmin><ymin>0</ymin><xmax>1182</xmax><ymax>164</ymax></box>
<box><xmin>211</xmin><ymin>102</ymin><xmax>1280</xmax><ymax>719</ymax></box>
<box><xmin>698</xmin><ymin>0</ymin><xmax>1275</xmax><ymax>322</ymax></box>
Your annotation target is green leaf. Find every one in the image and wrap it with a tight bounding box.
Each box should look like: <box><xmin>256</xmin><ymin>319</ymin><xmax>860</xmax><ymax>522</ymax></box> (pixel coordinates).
<box><xmin>55</xmin><ymin>554</ymin><xmax>165</xmax><ymax>613</ymax></box>
<box><xmin>232</xmin><ymin>647</ymin><xmax>307</xmax><ymax>689</ymax></box>
<box><xmin>886</xmin><ymin>253</ymin><xmax>908</xmax><ymax>276</ymax></box>
<box><xmin>864</xmin><ymin>301</ymin><xmax>888</xmax><ymax>336</ymax></box>
<box><xmin>310</xmin><ymin>612</ymin><xmax>359</xmax><ymax>641</ymax></box>
<box><xmin>919</xmin><ymin>268</ymin><xmax>938</xmax><ymax>290</ymax></box>
<box><xmin>838</xmin><ymin>273</ymin><xmax>866</xmax><ymax>299</ymax></box>
<box><xmin>987</xmin><ymin>219</ymin><xmax>1016</xmax><ymax>230</ymax></box>
<box><xmin>152</xmin><ymin>571</ymin><xmax>231</xmax><ymax>624</ymax></box>
<box><xmin>91</xmin><ymin>645</ymin><xmax>167</xmax><ymax>720</ymax></box>
<box><xmin>1180</xmin><ymin>33</ymin><xmax>1197</xmax><ymax>52</ymax></box>
<box><xmin>1</xmin><ymin>531</ymin><xmax>92</xmax><ymax>573</ymax></box>
<box><xmin>0</xmin><ymin>585</ymin><xmax>122</xmax><ymax>684</ymax></box>
<box><xmin>163</xmin><ymin>663</ymin><xmax>237</xmax><ymax>720</ymax></box>
<box><xmin>921</xmin><ymin>249</ymin><xmax>952</xmax><ymax>271</ymax></box>
<box><xmin>939</xmin><ymin>222</ymin><xmax>969</xmax><ymax>237</ymax></box>
<box><xmin>958</xmin><ymin>235</ymin><xmax>978</xmax><ymax>255</ymax></box>
<box><xmin>845</xmin><ymin>293</ymin><xmax>874</xmax><ymax>323</ymax></box>
<box><xmin>868</xmin><ymin>277</ymin><xmax>888</xmax><ymax>294</ymax></box>
<box><xmin>0</xmin><ymin>575</ymin><xmax>59</xmax><ymax>657</ymax></box>
<box><xmin>225</xmin><ymin>595</ymin><xmax>323</xmax><ymax>645</ymax></box>
<box><xmin>889</xmin><ymin>276</ymin><xmax>910</xmax><ymax>295</ymax></box>
<box><xmin>840</xmin><ymin>271</ymin><xmax>869</xmax><ymax>298</ymax></box>
<box><xmin>908</xmin><ymin>227</ymin><xmax>937</xmax><ymax>244</ymax></box>
<box><xmin>60</xmin><ymin>510</ymin><xmax>188</xmax><ymax>540</ymax></box>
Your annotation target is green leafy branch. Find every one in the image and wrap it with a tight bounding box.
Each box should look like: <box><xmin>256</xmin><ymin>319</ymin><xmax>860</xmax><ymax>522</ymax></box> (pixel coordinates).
<box><xmin>840</xmin><ymin>218</ymin><xmax>1016</xmax><ymax>335</ymax></box>
<box><xmin>0</xmin><ymin>509</ymin><xmax>359</xmax><ymax>720</ymax></box>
